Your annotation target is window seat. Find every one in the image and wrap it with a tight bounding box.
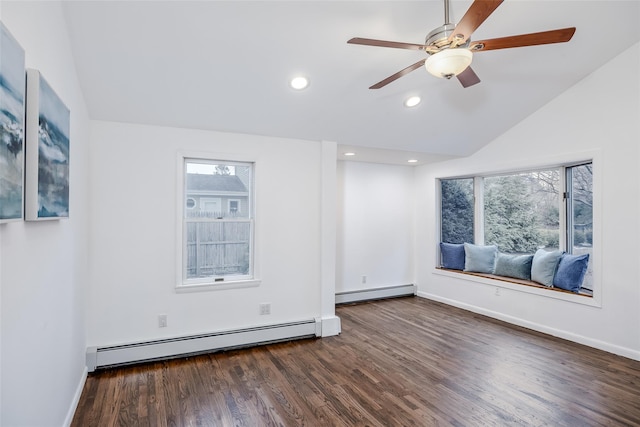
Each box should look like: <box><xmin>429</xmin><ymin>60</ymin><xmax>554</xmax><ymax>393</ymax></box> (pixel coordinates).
<box><xmin>436</xmin><ymin>267</ymin><xmax>593</xmax><ymax>297</ymax></box>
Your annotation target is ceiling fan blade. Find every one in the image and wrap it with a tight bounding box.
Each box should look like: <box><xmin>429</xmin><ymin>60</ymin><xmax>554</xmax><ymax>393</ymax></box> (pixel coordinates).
<box><xmin>470</xmin><ymin>27</ymin><xmax>576</xmax><ymax>52</ymax></box>
<box><xmin>369</xmin><ymin>59</ymin><xmax>426</xmax><ymax>89</ymax></box>
<box><xmin>457</xmin><ymin>67</ymin><xmax>481</xmax><ymax>88</ymax></box>
<box><xmin>348</xmin><ymin>37</ymin><xmax>425</xmax><ymax>51</ymax></box>
<box><xmin>448</xmin><ymin>0</ymin><xmax>504</xmax><ymax>45</ymax></box>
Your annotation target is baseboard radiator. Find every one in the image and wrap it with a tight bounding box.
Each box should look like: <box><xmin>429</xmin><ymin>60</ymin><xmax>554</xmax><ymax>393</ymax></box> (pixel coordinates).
<box><xmin>86</xmin><ymin>319</ymin><xmax>320</xmax><ymax>372</ymax></box>
<box><xmin>335</xmin><ymin>284</ymin><xmax>416</xmax><ymax>305</ymax></box>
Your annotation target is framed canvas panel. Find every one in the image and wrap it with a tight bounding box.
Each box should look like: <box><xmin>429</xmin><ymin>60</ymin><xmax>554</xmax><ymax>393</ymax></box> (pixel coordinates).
<box><xmin>25</xmin><ymin>69</ymin><xmax>70</xmax><ymax>220</ymax></box>
<box><xmin>0</xmin><ymin>22</ymin><xmax>26</xmax><ymax>222</ymax></box>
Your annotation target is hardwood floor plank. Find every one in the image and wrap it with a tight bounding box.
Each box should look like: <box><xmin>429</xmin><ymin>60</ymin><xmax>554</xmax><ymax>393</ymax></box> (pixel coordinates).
<box><xmin>72</xmin><ymin>297</ymin><xmax>640</xmax><ymax>426</ymax></box>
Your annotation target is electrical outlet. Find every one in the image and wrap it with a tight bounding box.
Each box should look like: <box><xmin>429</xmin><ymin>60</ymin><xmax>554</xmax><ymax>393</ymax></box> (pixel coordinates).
<box><xmin>259</xmin><ymin>303</ymin><xmax>271</xmax><ymax>315</ymax></box>
<box><xmin>495</xmin><ymin>288</ymin><xmax>501</xmax><ymax>297</ymax></box>
<box><xmin>158</xmin><ymin>314</ymin><xmax>168</xmax><ymax>328</ymax></box>
<box><xmin>362</xmin><ymin>275</ymin><xmax>367</xmax><ymax>284</ymax></box>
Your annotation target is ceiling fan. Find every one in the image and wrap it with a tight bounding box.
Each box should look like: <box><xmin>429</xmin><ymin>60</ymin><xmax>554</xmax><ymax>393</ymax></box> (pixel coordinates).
<box><xmin>348</xmin><ymin>0</ymin><xmax>576</xmax><ymax>89</ymax></box>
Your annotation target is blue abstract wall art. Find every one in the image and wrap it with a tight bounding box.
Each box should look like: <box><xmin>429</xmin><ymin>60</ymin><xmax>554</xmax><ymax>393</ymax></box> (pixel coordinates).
<box><xmin>25</xmin><ymin>69</ymin><xmax>70</xmax><ymax>220</ymax></box>
<box><xmin>0</xmin><ymin>22</ymin><xmax>26</xmax><ymax>222</ymax></box>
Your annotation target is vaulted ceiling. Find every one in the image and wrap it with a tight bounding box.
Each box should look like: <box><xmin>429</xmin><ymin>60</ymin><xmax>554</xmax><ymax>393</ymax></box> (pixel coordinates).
<box><xmin>62</xmin><ymin>1</ymin><xmax>640</xmax><ymax>164</ymax></box>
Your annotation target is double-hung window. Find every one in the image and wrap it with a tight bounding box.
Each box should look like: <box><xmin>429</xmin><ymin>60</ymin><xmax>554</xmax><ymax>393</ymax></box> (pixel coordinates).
<box><xmin>179</xmin><ymin>158</ymin><xmax>255</xmax><ymax>288</ymax></box>
<box><xmin>439</xmin><ymin>162</ymin><xmax>593</xmax><ymax>294</ymax></box>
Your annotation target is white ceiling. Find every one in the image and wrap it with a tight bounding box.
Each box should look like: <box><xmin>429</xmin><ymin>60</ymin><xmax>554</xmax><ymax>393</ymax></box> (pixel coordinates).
<box><xmin>62</xmin><ymin>1</ymin><xmax>640</xmax><ymax>165</ymax></box>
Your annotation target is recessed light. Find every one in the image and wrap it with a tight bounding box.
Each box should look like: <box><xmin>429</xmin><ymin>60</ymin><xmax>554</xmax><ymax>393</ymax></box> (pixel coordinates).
<box><xmin>290</xmin><ymin>76</ymin><xmax>309</xmax><ymax>90</ymax></box>
<box><xmin>404</xmin><ymin>96</ymin><xmax>421</xmax><ymax>108</ymax></box>
<box><xmin>344</xmin><ymin>152</ymin><xmax>356</xmax><ymax>156</ymax></box>
<box><xmin>408</xmin><ymin>159</ymin><xmax>418</xmax><ymax>163</ymax></box>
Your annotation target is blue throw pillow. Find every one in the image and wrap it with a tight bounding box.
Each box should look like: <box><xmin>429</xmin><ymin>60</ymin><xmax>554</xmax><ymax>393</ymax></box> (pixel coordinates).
<box><xmin>440</xmin><ymin>243</ymin><xmax>465</xmax><ymax>270</ymax></box>
<box><xmin>553</xmin><ymin>253</ymin><xmax>590</xmax><ymax>292</ymax></box>
<box><xmin>494</xmin><ymin>253</ymin><xmax>534</xmax><ymax>280</ymax></box>
<box><xmin>531</xmin><ymin>249</ymin><xmax>563</xmax><ymax>287</ymax></box>
<box><xmin>464</xmin><ymin>243</ymin><xmax>498</xmax><ymax>274</ymax></box>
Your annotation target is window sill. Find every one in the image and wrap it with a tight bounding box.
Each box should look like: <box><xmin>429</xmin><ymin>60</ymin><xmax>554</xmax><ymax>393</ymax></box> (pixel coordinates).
<box><xmin>433</xmin><ymin>268</ymin><xmax>599</xmax><ymax>307</ymax></box>
<box><xmin>176</xmin><ymin>279</ymin><xmax>261</xmax><ymax>293</ymax></box>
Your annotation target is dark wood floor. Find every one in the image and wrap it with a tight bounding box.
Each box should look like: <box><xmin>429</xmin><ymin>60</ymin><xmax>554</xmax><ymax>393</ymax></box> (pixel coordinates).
<box><xmin>72</xmin><ymin>297</ymin><xmax>640</xmax><ymax>426</ymax></box>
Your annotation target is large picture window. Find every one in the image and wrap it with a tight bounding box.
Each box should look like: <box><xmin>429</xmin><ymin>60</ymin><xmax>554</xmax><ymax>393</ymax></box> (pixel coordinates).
<box><xmin>439</xmin><ymin>162</ymin><xmax>593</xmax><ymax>293</ymax></box>
<box><xmin>180</xmin><ymin>158</ymin><xmax>254</xmax><ymax>287</ymax></box>
<box><xmin>484</xmin><ymin>170</ymin><xmax>560</xmax><ymax>253</ymax></box>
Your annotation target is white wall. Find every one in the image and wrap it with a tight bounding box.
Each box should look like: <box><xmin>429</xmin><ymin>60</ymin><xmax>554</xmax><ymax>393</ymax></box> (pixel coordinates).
<box><xmin>337</xmin><ymin>161</ymin><xmax>414</xmax><ymax>293</ymax></box>
<box><xmin>415</xmin><ymin>42</ymin><xmax>640</xmax><ymax>360</ymax></box>
<box><xmin>88</xmin><ymin>121</ymin><xmax>337</xmax><ymax>347</ymax></box>
<box><xmin>0</xmin><ymin>1</ymin><xmax>91</xmax><ymax>426</ymax></box>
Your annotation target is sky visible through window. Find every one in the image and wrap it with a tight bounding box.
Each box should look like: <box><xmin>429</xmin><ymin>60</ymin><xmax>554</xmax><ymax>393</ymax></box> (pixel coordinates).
<box><xmin>187</xmin><ymin>163</ymin><xmax>236</xmax><ymax>175</ymax></box>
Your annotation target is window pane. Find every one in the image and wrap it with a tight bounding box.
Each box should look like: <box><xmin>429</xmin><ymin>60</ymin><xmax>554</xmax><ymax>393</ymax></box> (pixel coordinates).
<box><xmin>185</xmin><ymin>221</ymin><xmax>251</xmax><ymax>278</ymax></box>
<box><xmin>441</xmin><ymin>178</ymin><xmax>474</xmax><ymax>244</ymax></box>
<box><xmin>569</xmin><ymin>163</ymin><xmax>593</xmax><ymax>291</ymax></box>
<box><xmin>484</xmin><ymin>170</ymin><xmax>560</xmax><ymax>253</ymax></box>
<box><xmin>184</xmin><ymin>160</ymin><xmax>252</xmax><ymax>281</ymax></box>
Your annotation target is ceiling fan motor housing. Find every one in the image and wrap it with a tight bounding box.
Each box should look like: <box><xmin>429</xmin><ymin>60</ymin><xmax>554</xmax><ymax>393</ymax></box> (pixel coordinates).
<box><xmin>425</xmin><ymin>24</ymin><xmax>455</xmax><ymax>49</ymax></box>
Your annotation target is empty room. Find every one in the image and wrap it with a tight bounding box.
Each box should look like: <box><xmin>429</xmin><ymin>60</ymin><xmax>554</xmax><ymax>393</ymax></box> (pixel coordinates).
<box><xmin>1</xmin><ymin>1</ymin><xmax>639</xmax><ymax>426</ymax></box>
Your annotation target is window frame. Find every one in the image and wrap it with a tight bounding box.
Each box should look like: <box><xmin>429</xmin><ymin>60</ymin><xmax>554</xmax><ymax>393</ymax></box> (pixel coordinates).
<box><xmin>176</xmin><ymin>152</ymin><xmax>260</xmax><ymax>292</ymax></box>
<box><xmin>435</xmin><ymin>154</ymin><xmax>599</xmax><ymax>306</ymax></box>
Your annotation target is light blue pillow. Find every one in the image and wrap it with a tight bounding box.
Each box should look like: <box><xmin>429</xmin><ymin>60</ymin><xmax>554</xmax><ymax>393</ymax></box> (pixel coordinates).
<box><xmin>553</xmin><ymin>253</ymin><xmax>590</xmax><ymax>292</ymax></box>
<box><xmin>440</xmin><ymin>242</ymin><xmax>465</xmax><ymax>270</ymax></box>
<box><xmin>494</xmin><ymin>253</ymin><xmax>534</xmax><ymax>280</ymax></box>
<box><xmin>464</xmin><ymin>243</ymin><xmax>498</xmax><ymax>274</ymax></box>
<box><xmin>531</xmin><ymin>249</ymin><xmax>563</xmax><ymax>287</ymax></box>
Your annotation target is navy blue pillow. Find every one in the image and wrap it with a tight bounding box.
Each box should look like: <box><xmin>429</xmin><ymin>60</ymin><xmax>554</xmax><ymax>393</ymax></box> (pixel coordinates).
<box><xmin>553</xmin><ymin>253</ymin><xmax>590</xmax><ymax>292</ymax></box>
<box><xmin>440</xmin><ymin>243</ymin><xmax>465</xmax><ymax>270</ymax></box>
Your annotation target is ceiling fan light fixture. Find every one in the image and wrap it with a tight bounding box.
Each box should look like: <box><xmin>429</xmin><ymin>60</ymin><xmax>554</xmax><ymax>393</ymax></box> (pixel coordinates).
<box><xmin>424</xmin><ymin>49</ymin><xmax>473</xmax><ymax>79</ymax></box>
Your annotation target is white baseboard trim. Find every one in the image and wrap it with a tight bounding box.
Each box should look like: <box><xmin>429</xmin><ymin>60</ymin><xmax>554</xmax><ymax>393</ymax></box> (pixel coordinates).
<box><xmin>87</xmin><ymin>318</ymin><xmax>320</xmax><ymax>372</ymax></box>
<box><xmin>64</xmin><ymin>366</ymin><xmax>88</xmax><ymax>427</ymax></box>
<box><xmin>418</xmin><ymin>291</ymin><xmax>640</xmax><ymax>362</ymax></box>
<box><xmin>336</xmin><ymin>284</ymin><xmax>416</xmax><ymax>305</ymax></box>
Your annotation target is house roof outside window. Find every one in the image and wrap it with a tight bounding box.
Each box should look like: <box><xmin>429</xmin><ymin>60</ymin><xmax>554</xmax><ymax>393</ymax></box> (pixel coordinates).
<box><xmin>187</xmin><ymin>174</ymin><xmax>247</xmax><ymax>194</ymax></box>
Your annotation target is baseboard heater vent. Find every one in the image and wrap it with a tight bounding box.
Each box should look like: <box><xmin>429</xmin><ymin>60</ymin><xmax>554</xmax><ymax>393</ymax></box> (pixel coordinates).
<box><xmin>335</xmin><ymin>284</ymin><xmax>416</xmax><ymax>305</ymax></box>
<box><xmin>87</xmin><ymin>319</ymin><xmax>320</xmax><ymax>372</ymax></box>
